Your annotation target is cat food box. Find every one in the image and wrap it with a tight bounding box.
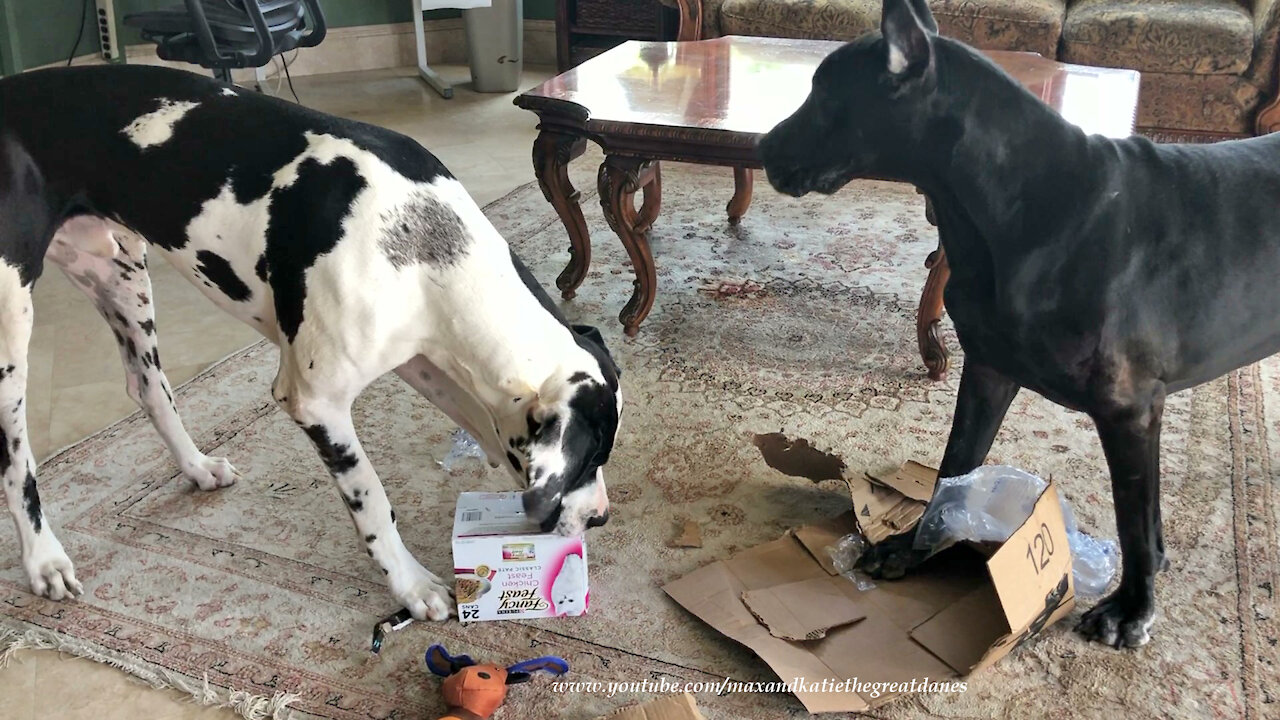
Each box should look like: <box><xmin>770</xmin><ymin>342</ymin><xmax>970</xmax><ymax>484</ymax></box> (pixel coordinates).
<box><xmin>452</xmin><ymin>492</ymin><xmax>589</xmax><ymax>622</ymax></box>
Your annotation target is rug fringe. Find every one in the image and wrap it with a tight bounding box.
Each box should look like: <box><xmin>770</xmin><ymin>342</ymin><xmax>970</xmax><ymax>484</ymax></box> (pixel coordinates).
<box><xmin>0</xmin><ymin>624</ymin><xmax>299</xmax><ymax>719</ymax></box>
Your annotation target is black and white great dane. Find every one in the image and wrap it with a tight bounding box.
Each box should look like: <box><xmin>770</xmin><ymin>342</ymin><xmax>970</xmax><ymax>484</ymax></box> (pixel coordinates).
<box><xmin>0</xmin><ymin>65</ymin><xmax>620</xmax><ymax>621</ymax></box>
<box><xmin>761</xmin><ymin>0</ymin><xmax>1280</xmax><ymax>648</ymax></box>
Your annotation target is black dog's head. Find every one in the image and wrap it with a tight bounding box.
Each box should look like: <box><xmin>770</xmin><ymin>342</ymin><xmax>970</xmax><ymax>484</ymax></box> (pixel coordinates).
<box><xmin>518</xmin><ymin>324</ymin><xmax>622</xmax><ymax>535</ymax></box>
<box><xmin>759</xmin><ymin>0</ymin><xmax>940</xmax><ymax>196</ymax></box>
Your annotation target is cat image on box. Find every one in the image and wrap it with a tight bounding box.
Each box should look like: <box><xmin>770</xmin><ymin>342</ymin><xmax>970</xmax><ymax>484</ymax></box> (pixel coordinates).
<box><xmin>551</xmin><ymin>554</ymin><xmax>587</xmax><ymax>616</ymax></box>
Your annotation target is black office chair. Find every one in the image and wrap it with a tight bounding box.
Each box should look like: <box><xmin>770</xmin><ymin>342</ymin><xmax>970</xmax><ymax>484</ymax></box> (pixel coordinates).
<box><xmin>124</xmin><ymin>0</ymin><xmax>327</xmax><ymax>83</ymax></box>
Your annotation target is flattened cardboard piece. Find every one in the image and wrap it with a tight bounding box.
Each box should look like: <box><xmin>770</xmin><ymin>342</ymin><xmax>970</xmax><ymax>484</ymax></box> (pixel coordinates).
<box><xmin>595</xmin><ymin>692</ymin><xmax>706</xmax><ymax>720</ymax></box>
<box><xmin>666</xmin><ymin>448</ymin><xmax>1079</xmax><ymax>713</ymax></box>
<box><xmin>791</xmin><ymin>513</ymin><xmax>856</xmax><ymax>575</ymax></box>
<box><xmin>741</xmin><ymin>577</ymin><xmax>867</xmax><ymax>640</ymax></box>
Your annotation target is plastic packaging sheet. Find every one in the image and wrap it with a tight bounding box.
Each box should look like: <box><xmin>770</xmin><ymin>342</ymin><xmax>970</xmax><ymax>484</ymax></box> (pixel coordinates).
<box><xmin>439</xmin><ymin>428</ymin><xmax>485</xmax><ymax>471</ymax></box>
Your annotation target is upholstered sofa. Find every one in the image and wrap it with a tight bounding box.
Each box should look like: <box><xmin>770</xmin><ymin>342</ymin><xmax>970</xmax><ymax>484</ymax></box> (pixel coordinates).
<box><xmin>664</xmin><ymin>0</ymin><xmax>1280</xmax><ymax>139</ymax></box>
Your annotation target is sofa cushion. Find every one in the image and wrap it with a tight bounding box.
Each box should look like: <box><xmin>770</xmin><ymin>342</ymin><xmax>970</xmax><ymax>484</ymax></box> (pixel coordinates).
<box><xmin>1061</xmin><ymin>0</ymin><xmax>1256</xmax><ymax>75</ymax></box>
<box><xmin>718</xmin><ymin>0</ymin><xmax>1066</xmax><ymax>56</ymax></box>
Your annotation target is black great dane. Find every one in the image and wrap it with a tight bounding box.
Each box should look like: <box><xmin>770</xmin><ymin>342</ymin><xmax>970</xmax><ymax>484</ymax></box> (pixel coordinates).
<box><xmin>760</xmin><ymin>0</ymin><xmax>1280</xmax><ymax>648</ymax></box>
<box><xmin>0</xmin><ymin>66</ymin><xmax>620</xmax><ymax>621</ymax></box>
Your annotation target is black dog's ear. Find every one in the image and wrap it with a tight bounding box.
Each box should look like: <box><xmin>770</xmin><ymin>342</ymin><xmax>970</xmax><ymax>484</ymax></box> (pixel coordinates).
<box><xmin>881</xmin><ymin>0</ymin><xmax>934</xmax><ymax>82</ymax></box>
<box><xmin>904</xmin><ymin>0</ymin><xmax>938</xmax><ymax>33</ymax></box>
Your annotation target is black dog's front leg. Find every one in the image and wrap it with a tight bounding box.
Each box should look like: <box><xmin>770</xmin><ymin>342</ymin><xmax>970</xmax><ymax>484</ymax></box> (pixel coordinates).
<box><xmin>861</xmin><ymin>361</ymin><xmax>1020</xmax><ymax>578</ymax></box>
<box><xmin>1077</xmin><ymin>390</ymin><xmax>1165</xmax><ymax>648</ymax></box>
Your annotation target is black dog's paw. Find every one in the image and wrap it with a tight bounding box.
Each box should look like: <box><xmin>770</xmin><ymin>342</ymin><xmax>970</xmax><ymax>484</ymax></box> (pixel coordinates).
<box><xmin>857</xmin><ymin>532</ymin><xmax>927</xmax><ymax>579</ymax></box>
<box><xmin>1075</xmin><ymin>592</ymin><xmax>1154</xmax><ymax>648</ymax></box>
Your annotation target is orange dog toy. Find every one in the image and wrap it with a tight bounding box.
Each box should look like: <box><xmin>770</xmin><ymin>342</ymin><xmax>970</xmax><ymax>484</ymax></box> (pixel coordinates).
<box><xmin>425</xmin><ymin>644</ymin><xmax>570</xmax><ymax>720</ymax></box>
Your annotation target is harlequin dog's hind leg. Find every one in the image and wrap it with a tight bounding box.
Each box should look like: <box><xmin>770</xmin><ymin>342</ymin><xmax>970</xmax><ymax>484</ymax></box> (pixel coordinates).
<box><xmin>45</xmin><ymin>221</ymin><xmax>241</xmax><ymax>490</ymax></box>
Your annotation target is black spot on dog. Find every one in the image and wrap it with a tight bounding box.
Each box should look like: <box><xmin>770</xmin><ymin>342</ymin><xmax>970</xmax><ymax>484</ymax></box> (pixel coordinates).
<box><xmin>568</xmin><ymin>371</ymin><xmax>591</xmax><ymax>384</ymax></box>
<box><xmin>0</xmin><ymin>365</ymin><xmax>11</xmax><ymax>382</ymax></box>
<box><xmin>11</xmin><ymin>436</ymin><xmax>19</xmax><ymax>453</ymax></box>
<box><xmin>196</xmin><ymin>250</ymin><xmax>252</xmax><ymax>302</ymax></box>
<box><xmin>0</xmin><ymin>427</ymin><xmax>10</xmax><ymax>474</ymax></box>
<box><xmin>364</xmin><ymin>534</ymin><xmax>376</xmax><ymax>543</ymax></box>
<box><xmin>137</xmin><ymin>293</ymin><xmax>150</xmax><ymax>304</ymax></box>
<box><xmin>138</xmin><ymin>319</ymin><xmax>155</xmax><ymax>335</ymax></box>
<box><xmin>254</xmin><ymin>253</ymin><xmax>268</xmax><ymax>282</ymax></box>
<box><xmin>344</xmin><ymin>494</ymin><xmax>364</xmax><ymax>512</ymax></box>
<box><xmin>113</xmin><ymin>311</ymin><xmax>129</xmax><ymax>327</ymax></box>
<box><xmin>23</xmin><ymin>468</ymin><xmax>41</xmax><ymax>533</ymax></box>
<box><xmin>302</xmin><ymin>424</ymin><xmax>359</xmax><ymax>476</ymax></box>
<box><xmin>390</xmin><ymin>509</ymin><xmax>396</xmax><ymax>524</ymax></box>
<box><xmin>125</xmin><ymin>337</ymin><xmax>138</xmax><ymax>360</ymax></box>
<box><xmin>506</xmin><ymin>451</ymin><xmax>523</xmax><ymax>474</ymax></box>
<box><xmin>265</xmin><ymin>157</ymin><xmax>368</xmax><ymax>343</ymax></box>
<box><xmin>112</xmin><ymin>329</ymin><xmax>124</xmax><ymax>345</ymax></box>
<box><xmin>150</xmin><ymin>347</ymin><xmax>161</xmax><ymax>369</ymax></box>
<box><xmin>378</xmin><ymin>189</ymin><xmax>470</xmax><ymax>269</ymax></box>
<box><xmin>367</xmin><ymin>548</ymin><xmax>373</xmax><ymax>557</ymax></box>
<box><xmin>113</xmin><ymin>259</ymin><xmax>135</xmax><ymax>275</ymax></box>
<box><xmin>309</xmin><ymin>361</ymin><xmax>314</xmax><ymax>370</ymax></box>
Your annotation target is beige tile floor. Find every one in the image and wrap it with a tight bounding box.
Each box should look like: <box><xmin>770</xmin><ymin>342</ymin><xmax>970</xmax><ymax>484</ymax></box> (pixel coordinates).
<box><xmin>2</xmin><ymin>63</ymin><xmax>556</xmax><ymax>719</ymax></box>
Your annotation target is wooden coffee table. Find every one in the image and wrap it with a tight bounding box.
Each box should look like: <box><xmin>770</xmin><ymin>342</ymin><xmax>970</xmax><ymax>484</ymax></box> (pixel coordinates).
<box><xmin>514</xmin><ymin>36</ymin><xmax>1139</xmax><ymax>378</ymax></box>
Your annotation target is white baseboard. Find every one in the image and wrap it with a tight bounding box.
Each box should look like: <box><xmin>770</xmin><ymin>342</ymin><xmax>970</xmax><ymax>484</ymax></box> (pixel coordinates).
<box><xmin>40</xmin><ymin>18</ymin><xmax>555</xmax><ymax>80</ymax></box>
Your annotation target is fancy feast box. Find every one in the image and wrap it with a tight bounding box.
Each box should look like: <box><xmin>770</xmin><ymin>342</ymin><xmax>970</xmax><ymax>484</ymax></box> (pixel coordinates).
<box><xmin>452</xmin><ymin>492</ymin><xmax>589</xmax><ymax>621</ymax></box>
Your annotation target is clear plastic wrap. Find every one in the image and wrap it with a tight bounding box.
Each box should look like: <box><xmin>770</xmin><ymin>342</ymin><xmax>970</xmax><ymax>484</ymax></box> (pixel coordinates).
<box><xmin>909</xmin><ymin>465</ymin><xmax>1117</xmax><ymax>598</ymax></box>
<box><xmin>826</xmin><ymin>532</ymin><xmax>876</xmax><ymax>591</ymax></box>
<box><xmin>438</xmin><ymin>428</ymin><xmax>485</xmax><ymax>471</ymax></box>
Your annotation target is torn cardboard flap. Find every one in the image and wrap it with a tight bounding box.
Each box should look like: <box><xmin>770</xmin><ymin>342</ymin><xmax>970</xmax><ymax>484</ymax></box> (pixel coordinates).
<box><xmin>848</xmin><ymin>463</ymin><xmax>933</xmax><ymax>545</ymax></box>
<box><xmin>741</xmin><ymin>577</ymin><xmax>867</xmax><ymax>640</ymax></box>
<box><xmin>594</xmin><ymin>692</ymin><xmax>705</xmax><ymax>720</ymax></box>
<box><xmin>665</xmin><ymin>447</ymin><xmax>1077</xmax><ymax>713</ymax></box>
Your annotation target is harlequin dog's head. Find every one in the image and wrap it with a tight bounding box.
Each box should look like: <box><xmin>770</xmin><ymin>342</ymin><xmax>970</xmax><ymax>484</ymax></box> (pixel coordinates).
<box><xmin>516</xmin><ymin>324</ymin><xmax>621</xmax><ymax>536</ymax></box>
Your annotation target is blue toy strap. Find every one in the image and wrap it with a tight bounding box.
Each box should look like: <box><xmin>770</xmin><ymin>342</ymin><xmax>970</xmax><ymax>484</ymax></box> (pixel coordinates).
<box><xmin>425</xmin><ymin>644</ymin><xmax>477</xmax><ymax>677</ymax></box>
<box><xmin>506</xmin><ymin>656</ymin><xmax>570</xmax><ymax>677</ymax></box>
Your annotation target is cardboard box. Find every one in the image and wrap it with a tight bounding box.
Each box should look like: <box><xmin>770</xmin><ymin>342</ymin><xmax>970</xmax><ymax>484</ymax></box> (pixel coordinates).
<box><xmin>452</xmin><ymin>492</ymin><xmax>588</xmax><ymax>621</ymax></box>
<box><xmin>593</xmin><ymin>693</ymin><xmax>705</xmax><ymax>720</ymax></box>
<box><xmin>664</xmin><ymin>453</ymin><xmax>1075</xmax><ymax>713</ymax></box>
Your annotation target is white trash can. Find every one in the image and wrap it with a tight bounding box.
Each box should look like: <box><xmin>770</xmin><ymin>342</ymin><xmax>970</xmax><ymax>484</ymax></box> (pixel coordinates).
<box><xmin>464</xmin><ymin>0</ymin><xmax>523</xmax><ymax>93</ymax></box>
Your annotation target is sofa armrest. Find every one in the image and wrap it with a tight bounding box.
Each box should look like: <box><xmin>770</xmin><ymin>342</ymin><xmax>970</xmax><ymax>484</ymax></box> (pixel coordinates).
<box><xmin>675</xmin><ymin>0</ymin><xmax>703</xmax><ymax>40</ymax></box>
<box><xmin>1253</xmin><ymin>0</ymin><xmax>1280</xmax><ymax>132</ymax></box>
<box><xmin>658</xmin><ymin>0</ymin><xmax>727</xmax><ymax>39</ymax></box>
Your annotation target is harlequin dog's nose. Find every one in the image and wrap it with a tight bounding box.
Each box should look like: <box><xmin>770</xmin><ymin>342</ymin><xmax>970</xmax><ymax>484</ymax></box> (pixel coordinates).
<box><xmin>586</xmin><ymin>509</ymin><xmax>609</xmax><ymax>528</ymax></box>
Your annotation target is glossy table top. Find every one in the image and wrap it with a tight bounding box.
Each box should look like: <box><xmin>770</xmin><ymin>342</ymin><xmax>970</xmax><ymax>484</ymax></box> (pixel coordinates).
<box><xmin>518</xmin><ymin>36</ymin><xmax>1141</xmax><ymax>139</ymax></box>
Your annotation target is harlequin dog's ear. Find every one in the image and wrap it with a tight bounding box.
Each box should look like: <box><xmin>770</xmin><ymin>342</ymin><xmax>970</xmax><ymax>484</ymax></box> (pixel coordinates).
<box><xmin>425</xmin><ymin>644</ymin><xmax>476</xmax><ymax>676</ymax></box>
<box><xmin>505</xmin><ymin>655</ymin><xmax>570</xmax><ymax>684</ymax></box>
<box><xmin>572</xmin><ymin>324</ymin><xmax>620</xmax><ymax>378</ymax></box>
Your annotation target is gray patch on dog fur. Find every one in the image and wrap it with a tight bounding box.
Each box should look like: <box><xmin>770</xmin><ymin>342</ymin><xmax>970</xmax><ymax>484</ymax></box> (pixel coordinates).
<box><xmin>378</xmin><ymin>190</ymin><xmax>469</xmax><ymax>269</ymax></box>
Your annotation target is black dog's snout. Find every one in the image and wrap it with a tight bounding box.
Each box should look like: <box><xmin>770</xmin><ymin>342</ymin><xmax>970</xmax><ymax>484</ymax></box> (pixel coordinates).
<box><xmin>586</xmin><ymin>510</ymin><xmax>609</xmax><ymax>529</ymax></box>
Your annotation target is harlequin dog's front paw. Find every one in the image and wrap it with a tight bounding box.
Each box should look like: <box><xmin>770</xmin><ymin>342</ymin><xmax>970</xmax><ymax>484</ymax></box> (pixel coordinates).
<box><xmin>389</xmin><ymin>561</ymin><xmax>454</xmax><ymax>622</ymax></box>
<box><xmin>24</xmin><ymin>535</ymin><xmax>83</xmax><ymax>601</ymax></box>
<box><xmin>181</xmin><ymin>454</ymin><xmax>241</xmax><ymax>491</ymax></box>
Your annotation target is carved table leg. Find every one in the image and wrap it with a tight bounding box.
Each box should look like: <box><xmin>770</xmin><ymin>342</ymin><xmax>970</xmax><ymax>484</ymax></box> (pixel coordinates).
<box><xmin>917</xmin><ymin>191</ymin><xmax>950</xmax><ymax>380</ymax></box>
<box><xmin>533</xmin><ymin>129</ymin><xmax>590</xmax><ymax>299</ymax></box>
<box><xmin>599</xmin><ymin>155</ymin><xmax>660</xmax><ymax>336</ymax></box>
<box><xmin>636</xmin><ymin>163</ymin><xmax>662</xmax><ymax>231</ymax></box>
<box><xmin>727</xmin><ymin>167</ymin><xmax>753</xmax><ymax>225</ymax></box>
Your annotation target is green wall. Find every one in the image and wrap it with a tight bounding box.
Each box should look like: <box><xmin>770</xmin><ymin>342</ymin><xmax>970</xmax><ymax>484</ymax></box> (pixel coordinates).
<box><xmin>1</xmin><ymin>0</ymin><xmax>556</xmax><ymax>74</ymax></box>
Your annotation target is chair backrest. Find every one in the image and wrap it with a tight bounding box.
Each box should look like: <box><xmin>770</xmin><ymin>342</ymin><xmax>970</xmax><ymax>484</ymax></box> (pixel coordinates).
<box><xmin>124</xmin><ymin>0</ymin><xmax>327</xmax><ymax>71</ymax></box>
